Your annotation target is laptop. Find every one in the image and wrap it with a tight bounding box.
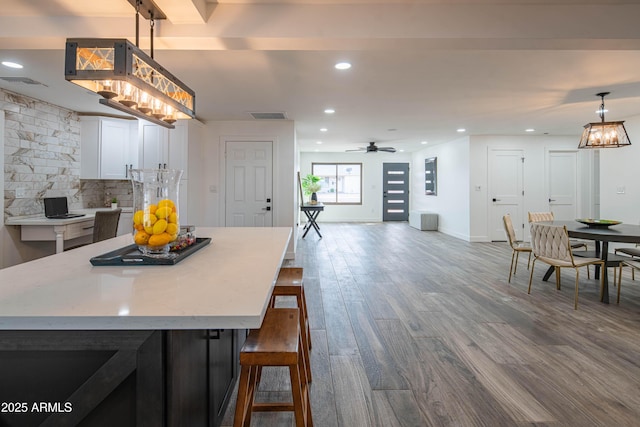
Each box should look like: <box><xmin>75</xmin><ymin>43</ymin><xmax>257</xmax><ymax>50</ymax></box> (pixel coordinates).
<box><xmin>44</xmin><ymin>197</ymin><xmax>85</xmax><ymax>219</ymax></box>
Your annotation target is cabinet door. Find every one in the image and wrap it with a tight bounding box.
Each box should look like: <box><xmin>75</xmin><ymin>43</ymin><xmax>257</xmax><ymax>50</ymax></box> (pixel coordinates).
<box><xmin>141</xmin><ymin>123</ymin><xmax>168</xmax><ymax>169</ymax></box>
<box><xmin>100</xmin><ymin>119</ymin><xmax>130</xmax><ymax>179</ymax></box>
<box><xmin>209</xmin><ymin>329</ymin><xmax>239</xmax><ymax>427</ymax></box>
<box><xmin>117</xmin><ymin>211</ymin><xmax>133</xmax><ymax>236</ymax></box>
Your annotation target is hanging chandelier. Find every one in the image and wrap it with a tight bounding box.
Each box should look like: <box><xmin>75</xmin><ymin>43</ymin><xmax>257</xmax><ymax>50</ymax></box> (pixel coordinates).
<box><xmin>578</xmin><ymin>92</ymin><xmax>630</xmax><ymax>149</ymax></box>
<box><xmin>64</xmin><ymin>0</ymin><xmax>195</xmax><ymax>129</ymax></box>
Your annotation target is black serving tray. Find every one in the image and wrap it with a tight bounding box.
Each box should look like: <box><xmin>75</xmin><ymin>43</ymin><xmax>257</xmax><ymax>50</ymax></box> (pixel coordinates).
<box><xmin>90</xmin><ymin>237</ymin><xmax>212</xmax><ymax>266</ymax></box>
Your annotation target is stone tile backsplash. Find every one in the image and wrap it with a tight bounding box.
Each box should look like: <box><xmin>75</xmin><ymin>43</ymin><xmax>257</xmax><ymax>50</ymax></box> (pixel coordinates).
<box><xmin>2</xmin><ymin>88</ymin><xmax>132</xmax><ymax>218</ymax></box>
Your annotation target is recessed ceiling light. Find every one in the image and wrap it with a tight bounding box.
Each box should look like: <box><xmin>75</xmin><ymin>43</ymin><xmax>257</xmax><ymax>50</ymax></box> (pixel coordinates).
<box><xmin>457</xmin><ymin>128</ymin><xmax>466</xmax><ymax>133</ymax></box>
<box><xmin>316</xmin><ymin>141</ymin><xmax>323</xmax><ymax>144</ymax></box>
<box><xmin>320</xmin><ymin>128</ymin><xmax>328</xmax><ymax>132</ymax></box>
<box><xmin>399</xmin><ymin>149</ymin><xmax>405</xmax><ymax>152</ymax></box>
<box><xmin>324</xmin><ymin>108</ymin><xmax>335</xmax><ymax>114</ymax></box>
<box><xmin>335</xmin><ymin>62</ymin><xmax>351</xmax><ymax>70</ymax></box>
<box><xmin>421</xmin><ymin>141</ymin><xmax>428</xmax><ymax>145</ymax></box>
<box><xmin>525</xmin><ymin>128</ymin><xmax>535</xmax><ymax>132</ymax></box>
<box><xmin>2</xmin><ymin>61</ymin><xmax>23</xmax><ymax>69</ymax></box>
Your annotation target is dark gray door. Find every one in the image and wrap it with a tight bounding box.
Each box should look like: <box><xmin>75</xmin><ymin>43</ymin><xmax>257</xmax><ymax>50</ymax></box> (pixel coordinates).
<box><xmin>382</xmin><ymin>163</ymin><xmax>409</xmax><ymax>221</ymax></box>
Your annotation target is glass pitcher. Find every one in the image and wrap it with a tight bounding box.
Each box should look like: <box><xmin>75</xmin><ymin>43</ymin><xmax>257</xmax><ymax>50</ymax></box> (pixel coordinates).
<box><xmin>130</xmin><ymin>169</ymin><xmax>183</xmax><ymax>256</ymax></box>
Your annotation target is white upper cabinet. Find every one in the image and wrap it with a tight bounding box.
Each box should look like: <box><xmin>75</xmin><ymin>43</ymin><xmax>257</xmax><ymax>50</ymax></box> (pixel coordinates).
<box><xmin>80</xmin><ymin>117</ymin><xmax>138</xmax><ymax>180</ymax></box>
<box><xmin>139</xmin><ymin>120</ymin><xmax>201</xmax><ymax>179</ymax></box>
<box><xmin>139</xmin><ymin>122</ymin><xmax>169</xmax><ymax>170</ymax></box>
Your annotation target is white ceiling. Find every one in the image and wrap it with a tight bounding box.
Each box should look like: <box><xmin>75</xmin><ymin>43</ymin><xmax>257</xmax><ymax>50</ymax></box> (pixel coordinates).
<box><xmin>2</xmin><ymin>0</ymin><xmax>640</xmax><ymax>153</ymax></box>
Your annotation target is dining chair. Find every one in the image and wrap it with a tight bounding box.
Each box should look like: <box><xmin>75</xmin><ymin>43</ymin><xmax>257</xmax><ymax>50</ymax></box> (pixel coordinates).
<box><xmin>615</xmin><ymin>244</ymin><xmax>640</xmax><ymax>280</ymax></box>
<box><xmin>503</xmin><ymin>214</ymin><xmax>532</xmax><ymax>283</ymax></box>
<box><xmin>617</xmin><ymin>259</ymin><xmax>640</xmax><ymax>303</ymax></box>
<box><xmin>528</xmin><ymin>222</ymin><xmax>604</xmax><ymax>310</ymax></box>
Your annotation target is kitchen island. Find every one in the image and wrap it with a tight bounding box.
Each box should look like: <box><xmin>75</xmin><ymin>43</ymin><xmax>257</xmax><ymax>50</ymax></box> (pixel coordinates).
<box><xmin>0</xmin><ymin>227</ymin><xmax>292</xmax><ymax>427</ymax></box>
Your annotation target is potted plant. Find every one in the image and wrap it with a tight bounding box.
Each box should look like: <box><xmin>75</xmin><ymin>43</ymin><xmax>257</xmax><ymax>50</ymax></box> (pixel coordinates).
<box><xmin>301</xmin><ymin>174</ymin><xmax>322</xmax><ymax>204</ymax></box>
<box><xmin>111</xmin><ymin>197</ymin><xmax>118</xmax><ymax>209</ymax></box>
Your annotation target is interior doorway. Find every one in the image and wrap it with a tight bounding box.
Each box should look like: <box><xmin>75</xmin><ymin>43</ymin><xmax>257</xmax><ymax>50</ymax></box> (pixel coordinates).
<box><xmin>489</xmin><ymin>149</ymin><xmax>524</xmax><ymax>241</ymax></box>
<box><xmin>224</xmin><ymin>141</ymin><xmax>273</xmax><ymax>227</ymax></box>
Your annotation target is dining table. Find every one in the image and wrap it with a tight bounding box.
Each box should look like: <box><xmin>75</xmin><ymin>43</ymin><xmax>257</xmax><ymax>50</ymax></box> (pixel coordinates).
<box><xmin>541</xmin><ymin>220</ymin><xmax>640</xmax><ymax>304</ymax></box>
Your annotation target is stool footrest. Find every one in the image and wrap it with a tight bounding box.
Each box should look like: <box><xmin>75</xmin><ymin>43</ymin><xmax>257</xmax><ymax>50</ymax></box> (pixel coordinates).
<box><xmin>253</xmin><ymin>402</ymin><xmax>295</xmax><ymax>412</ymax></box>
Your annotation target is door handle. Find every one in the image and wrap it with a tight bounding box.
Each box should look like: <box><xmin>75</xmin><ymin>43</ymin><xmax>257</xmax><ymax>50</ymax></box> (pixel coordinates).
<box><xmin>549</xmin><ymin>198</ymin><xmax>556</xmax><ymax>202</ymax></box>
<box><xmin>262</xmin><ymin>206</ymin><xmax>271</xmax><ymax>211</ymax></box>
<box><xmin>493</xmin><ymin>198</ymin><xmax>500</xmax><ymax>202</ymax></box>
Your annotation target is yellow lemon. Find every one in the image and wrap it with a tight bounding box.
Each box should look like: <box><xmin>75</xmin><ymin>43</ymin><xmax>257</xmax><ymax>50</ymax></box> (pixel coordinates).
<box><xmin>147</xmin><ymin>204</ymin><xmax>158</xmax><ymax>215</ymax></box>
<box><xmin>166</xmin><ymin>223</ymin><xmax>178</xmax><ymax>236</ymax></box>
<box><xmin>134</xmin><ymin>230</ymin><xmax>150</xmax><ymax>245</ymax></box>
<box><xmin>168</xmin><ymin>212</ymin><xmax>178</xmax><ymax>224</ymax></box>
<box><xmin>148</xmin><ymin>232</ymin><xmax>171</xmax><ymax>247</ymax></box>
<box><xmin>144</xmin><ymin>225</ymin><xmax>154</xmax><ymax>235</ymax></box>
<box><xmin>153</xmin><ymin>219</ymin><xmax>168</xmax><ymax>235</ymax></box>
<box><xmin>133</xmin><ymin>210</ymin><xmax>144</xmax><ymax>226</ymax></box>
<box><xmin>158</xmin><ymin>199</ymin><xmax>175</xmax><ymax>210</ymax></box>
<box><xmin>155</xmin><ymin>206</ymin><xmax>171</xmax><ymax>219</ymax></box>
<box><xmin>134</xmin><ymin>223</ymin><xmax>144</xmax><ymax>231</ymax></box>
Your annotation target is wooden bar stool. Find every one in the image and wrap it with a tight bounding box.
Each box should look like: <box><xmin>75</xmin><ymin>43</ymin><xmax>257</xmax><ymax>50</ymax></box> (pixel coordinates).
<box><xmin>270</xmin><ymin>267</ymin><xmax>312</xmax><ymax>381</ymax></box>
<box><xmin>233</xmin><ymin>308</ymin><xmax>313</xmax><ymax>427</ymax></box>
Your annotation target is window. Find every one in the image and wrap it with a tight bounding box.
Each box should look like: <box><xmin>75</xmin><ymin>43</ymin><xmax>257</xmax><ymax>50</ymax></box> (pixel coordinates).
<box><xmin>312</xmin><ymin>163</ymin><xmax>362</xmax><ymax>204</ymax></box>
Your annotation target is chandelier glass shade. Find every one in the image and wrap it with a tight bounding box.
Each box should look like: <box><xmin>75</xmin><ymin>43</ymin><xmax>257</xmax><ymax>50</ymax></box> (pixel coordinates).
<box><xmin>65</xmin><ymin>38</ymin><xmax>195</xmax><ymax>129</ymax></box>
<box><xmin>578</xmin><ymin>92</ymin><xmax>631</xmax><ymax>149</ymax></box>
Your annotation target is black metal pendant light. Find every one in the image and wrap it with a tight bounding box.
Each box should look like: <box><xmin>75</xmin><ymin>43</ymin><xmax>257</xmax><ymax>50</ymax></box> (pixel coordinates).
<box><xmin>578</xmin><ymin>92</ymin><xmax>630</xmax><ymax>149</ymax></box>
<box><xmin>64</xmin><ymin>0</ymin><xmax>195</xmax><ymax>129</ymax></box>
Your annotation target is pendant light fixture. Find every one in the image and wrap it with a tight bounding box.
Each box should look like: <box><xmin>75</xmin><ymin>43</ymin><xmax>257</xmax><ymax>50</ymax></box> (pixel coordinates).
<box><xmin>578</xmin><ymin>92</ymin><xmax>630</xmax><ymax>149</ymax></box>
<box><xmin>64</xmin><ymin>0</ymin><xmax>195</xmax><ymax>129</ymax></box>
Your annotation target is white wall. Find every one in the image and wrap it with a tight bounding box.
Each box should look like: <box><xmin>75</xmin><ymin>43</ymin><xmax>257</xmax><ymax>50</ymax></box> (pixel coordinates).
<box><xmin>467</xmin><ymin>134</ymin><xmax>594</xmax><ymax>242</ymax></box>
<box><xmin>600</xmin><ymin>113</ymin><xmax>640</xmax><ymax>226</ymax></box>
<box><xmin>202</xmin><ymin>120</ymin><xmax>297</xmax><ymax>258</ymax></box>
<box><xmin>409</xmin><ymin>134</ymin><xmax>593</xmax><ymax>242</ymax></box>
<box><xmin>299</xmin><ymin>151</ymin><xmax>411</xmax><ymax>222</ymax></box>
<box><xmin>411</xmin><ymin>137</ymin><xmax>471</xmax><ymax>240</ymax></box>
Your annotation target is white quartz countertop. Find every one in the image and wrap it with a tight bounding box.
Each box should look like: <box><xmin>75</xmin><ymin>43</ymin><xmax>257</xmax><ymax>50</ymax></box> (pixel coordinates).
<box><xmin>0</xmin><ymin>227</ymin><xmax>292</xmax><ymax>330</ymax></box>
<box><xmin>5</xmin><ymin>207</ymin><xmax>132</xmax><ymax>226</ymax></box>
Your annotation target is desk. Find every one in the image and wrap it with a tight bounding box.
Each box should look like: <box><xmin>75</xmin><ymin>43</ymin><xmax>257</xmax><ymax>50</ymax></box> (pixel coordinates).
<box><xmin>301</xmin><ymin>203</ymin><xmax>324</xmax><ymax>238</ymax></box>
<box><xmin>6</xmin><ymin>208</ymin><xmax>132</xmax><ymax>253</ymax></box>
<box><xmin>542</xmin><ymin>221</ymin><xmax>640</xmax><ymax>303</ymax></box>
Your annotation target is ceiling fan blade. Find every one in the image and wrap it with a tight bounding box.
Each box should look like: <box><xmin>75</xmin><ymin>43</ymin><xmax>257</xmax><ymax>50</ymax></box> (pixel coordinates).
<box><xmin>378</xmin><ymin>147</ymin><xmax>397</xmax><ymax>152</ymax></box>
<box><xmin>345</xmin><ymin>148</ymin><xmax>365</xmax><ymax>152</ymax></box>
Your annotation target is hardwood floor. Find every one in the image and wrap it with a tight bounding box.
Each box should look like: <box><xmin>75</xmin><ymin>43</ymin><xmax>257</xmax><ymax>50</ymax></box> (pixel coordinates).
<box><xmin>222</xmin><ymin>222</ymin><xmax>640</xmax><ymax>427</ymax></box>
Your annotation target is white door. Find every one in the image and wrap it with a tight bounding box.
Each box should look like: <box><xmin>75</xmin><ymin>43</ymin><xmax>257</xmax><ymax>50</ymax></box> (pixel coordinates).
<box><xmin>489</xmin><ymin>149</ymin><xmax>524</xmax><ymax>241</ymax></box>
<box><xmin>547</xmin><ymin>150</ymin><xmax>578</xmax><ymax>220</ymax></box>
<box><xmin>141</xmin><ymin>123</ymin><xmax>168</xmax><ymax>169</ymax></box>
<box><xmin>225</xmin><ymin>141</ymin><xmax>273</xmax><ymax>227</ymax></box>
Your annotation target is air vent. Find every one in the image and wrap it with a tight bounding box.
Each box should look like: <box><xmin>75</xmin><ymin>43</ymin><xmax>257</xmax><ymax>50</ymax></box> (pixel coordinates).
<box><xmin>0</xmin><ymin>77</ymin><xmax>47</xmax><ymax>86</ymax></box>
<box><xmin>250</xmin><ymin>112</ymin><xmax>287</xmax><ymax>120</ymax></box>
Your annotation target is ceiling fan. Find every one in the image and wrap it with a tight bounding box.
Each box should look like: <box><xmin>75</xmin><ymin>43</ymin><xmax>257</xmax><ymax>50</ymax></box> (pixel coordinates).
<box><xmin>346</xmin><ymin>141</ymin><xmax>396</xmax><ymax>153</ymax></box>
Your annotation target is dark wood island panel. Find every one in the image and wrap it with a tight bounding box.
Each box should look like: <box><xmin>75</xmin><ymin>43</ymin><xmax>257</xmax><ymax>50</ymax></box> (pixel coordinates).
<box><xmin>0</xmin><ymin>329</ymin><xmax>243</xmax><ymax>427</ymax></box>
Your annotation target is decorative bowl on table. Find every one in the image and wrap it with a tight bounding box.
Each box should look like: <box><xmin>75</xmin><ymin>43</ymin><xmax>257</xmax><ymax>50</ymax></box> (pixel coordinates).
<box><xmin>575</xmin><ymin>219</ymin><xmax>622</xmax><ymax>228</ymax></box>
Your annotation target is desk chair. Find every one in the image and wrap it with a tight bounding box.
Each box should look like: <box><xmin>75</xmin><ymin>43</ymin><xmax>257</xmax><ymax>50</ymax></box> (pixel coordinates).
<box><xmin>65</xmin><ymin>209</ymin><xmax>121</xmax><ymax>251</ymax></box>
<box><xmin>92</xmin><ymin>209</ymin><xmax>122</xmax><ymax>242</ymax></box>
<box><xmin>528</xmin><ymin>223</ymin><xmax>604</xmax><ymax>310</ymax></box>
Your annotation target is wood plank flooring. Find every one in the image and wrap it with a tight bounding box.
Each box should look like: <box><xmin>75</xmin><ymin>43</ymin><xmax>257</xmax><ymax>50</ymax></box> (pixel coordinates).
<box><xmin>221</xmin><ymin>222</ymin><xmax>640</xmax><ymax>427</ymax></box>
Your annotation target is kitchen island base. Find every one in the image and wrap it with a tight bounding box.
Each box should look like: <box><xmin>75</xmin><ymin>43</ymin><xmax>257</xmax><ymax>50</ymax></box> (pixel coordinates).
<box><xmin>0</xmin><ymin>329</ymin><xmax>243</xmax><ymax>427</ymax></box>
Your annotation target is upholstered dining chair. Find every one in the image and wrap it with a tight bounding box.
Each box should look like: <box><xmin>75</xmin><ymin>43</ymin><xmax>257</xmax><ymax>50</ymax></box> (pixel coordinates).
<box><xmin>528</xmin><ymin>211</ymin><xmax>588</xmax><ymax>251</ymax></box>
<box><xmin>503</xmin><ymin>214</ymin><xmax>532</xmax><ymax>283</ymax></box>
<box><xmin>528</xmin><ymin>222</ymin><xmax>604</xmax><ymax>310</ymax></box>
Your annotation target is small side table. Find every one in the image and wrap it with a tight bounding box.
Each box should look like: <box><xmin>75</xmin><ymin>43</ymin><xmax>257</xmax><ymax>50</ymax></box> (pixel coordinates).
<box><xmin>300</xmin><ymin>203</ymin><xmax>324</xmax><ymax>238</ymax></box>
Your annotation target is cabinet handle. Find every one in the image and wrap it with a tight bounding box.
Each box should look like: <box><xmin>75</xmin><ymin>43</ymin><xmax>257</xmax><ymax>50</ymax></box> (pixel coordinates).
<box><xmin>208</xmin><ymin>329</ymin><xmax>224</xmax><ymax>340</ymax></box>
<box><xmin>158</xmin><ymin>163</ymin><xmax>162</xmax><ymax>169</ymax></box>
<box><xmin>125</xmin><ymin>164</ymin><xmax>128</xmax><ymax>178</ymax></box>
<box><xmin>163</xmin><ymin>163</ymin><xmax>167</xmax><ymax>169</ymax></box>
